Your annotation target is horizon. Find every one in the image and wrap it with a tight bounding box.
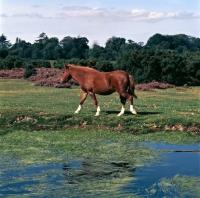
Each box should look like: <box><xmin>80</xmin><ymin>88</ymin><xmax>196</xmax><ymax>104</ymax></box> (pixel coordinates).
<box><xmin>1</xmin><ymin>32</ymin><xmax>199</xmax><ymax>48</ymax></box>
<box><xmin>1</xmin><ymin>0</ymin><xmax>200</xmax><ymax>47</ymax></box>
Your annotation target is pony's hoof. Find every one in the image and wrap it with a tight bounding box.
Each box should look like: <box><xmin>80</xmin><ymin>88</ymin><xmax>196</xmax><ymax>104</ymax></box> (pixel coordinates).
<box><xmin>74</xmin><ymin>111</ymin><xmax>80</xmax><ymax>114</ymax></box>
<box><xmin>131</xmin><ymin>110</ymin><xmax>137</xmax><ymax>115</ymax></box>
<box><xmin>117</xmin><ymin>113</ymin><xmax>124</xmax><ymax>116</ymax></box>
<box><xmin>95</xmin><ymin>110</ymin><xmax>100</xmax><ymax>116</ymax></box>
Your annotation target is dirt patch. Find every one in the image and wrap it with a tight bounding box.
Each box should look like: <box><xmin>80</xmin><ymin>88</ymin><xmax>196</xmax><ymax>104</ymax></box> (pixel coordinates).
<box><xmin>13</xmin><ymin>116</ymin><xmax>37</xmax><ymax>124</ymax></box>
<box><xmin>165</xmin><ymin>123</ymin><xmax>200</xmax><ymax>134</ymax></box>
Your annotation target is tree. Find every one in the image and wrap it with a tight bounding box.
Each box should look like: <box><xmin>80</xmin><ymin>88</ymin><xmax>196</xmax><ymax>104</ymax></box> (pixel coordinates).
<box><xmin>0</xmin><ymin>34</ymin><xmax>11</xmax><ymax>59</ymax></box>
<box><xmin>30</xmin><ymin>33</ymin><xmax>49</xmax><ymax>59</ymax></box>
<box><xmin>9</xmin><ymin>39</ymin><xmax>32</xmax><ymax>58</ymax></box>
<box><xmin>105</xmin><ymin>36</ymin><xmax>126</xmax><ymax>52</ymax></box>
<box><xmin>43</xmin><ymin>37</ymin><xmax>61</xmax><ymax>60</ymax></box>
<box><xmin>60</xmin><ymin>36</ymin><xmax>89</xmax><ymax>59</ymax></box>
<box><xmin>88</xmin><ymin>42</ymin><xmax>105</xmax><ymax>59</ymax></box>
<box><xmin>120</xmin><ymin>40</ymin><xmax>142</xmax><ymax>51</ymax></box>
<box><xmin>145</xmin><ymin>33</ymin><xmax>200</xmax><ymax>53</ymax></box>
<box><xmin>145</xmin><ymin>33</ymin><xmax>165</xmax><ymax>49</ymax></box>
<box><xmin>35</xmin><ymin>32</ymin><xmax>48</xmax><ymax>45</ymax></box>
<box><xmin>104</xmin><ymin>36</ymin><xmax>126</xmax><ymax>60</ymax></box>
<box><xmin>0</xmin><ymin>34</ymin><xmax>12</xmax><ymax>49</ymax></box>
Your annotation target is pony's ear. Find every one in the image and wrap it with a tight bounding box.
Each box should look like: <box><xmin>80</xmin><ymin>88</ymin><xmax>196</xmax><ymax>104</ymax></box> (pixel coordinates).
<box><xmin>64</xmin><ymin>64</ymin><xmax>69</xmax><ymax>69</ymax></box>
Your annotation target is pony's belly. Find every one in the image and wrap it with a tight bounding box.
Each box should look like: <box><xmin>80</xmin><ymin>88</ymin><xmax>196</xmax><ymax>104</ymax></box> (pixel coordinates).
<box><xmin>96</xmin><ymin>89</ymin><xmax>115</xmax><ymax>95</ymax></box>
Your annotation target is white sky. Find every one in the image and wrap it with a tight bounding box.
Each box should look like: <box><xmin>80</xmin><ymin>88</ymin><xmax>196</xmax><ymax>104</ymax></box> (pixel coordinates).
<box><xmin>1</xmin><ymin>0</ymin><xmax>200</xmax><ymax>47</ymax></box>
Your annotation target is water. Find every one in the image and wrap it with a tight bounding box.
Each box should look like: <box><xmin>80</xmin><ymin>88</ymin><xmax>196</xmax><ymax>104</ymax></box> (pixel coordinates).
<box><xmin>126</xmin><ymin>143</ymin><xmax>200</xmax><ymax>197</ymax></box>
<box><xmin>0</xmin><ymin>143</ymin><xmax>199</xmax><ymax>197</ymax></box>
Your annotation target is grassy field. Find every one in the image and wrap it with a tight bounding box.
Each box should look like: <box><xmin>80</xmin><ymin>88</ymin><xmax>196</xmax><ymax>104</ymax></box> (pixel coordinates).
<box><xmin>0</xmin><ymin>79</ymin><xmax>200</xmax><ymax>197</ymax></box>
<box><xmin>0</xmin><ymin>79</ymin><xmax>200</xmax><ymax>135</ymax></box>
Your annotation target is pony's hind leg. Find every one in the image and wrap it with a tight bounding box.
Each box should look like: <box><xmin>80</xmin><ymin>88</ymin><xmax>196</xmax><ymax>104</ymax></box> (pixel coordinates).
<box><xmin>88</xmin><ymin>92</ymin><xmax>100</xmax><ymax>116</ymax></box>
<box><xmin>118</xmin><ymin>95</ymin><xmax>126</xmax><ymax>116</ymax></box>
<box><xmin>118</xmin><ymin>93</ymin><xmax>137</xmax><ymax>116</ymax></box>
<box><xmin>75</xmin><ymin>92</ymin><xmax>88</xmax><ymax>114</ymax></box>
<box><xmin>130</xmin><ymin>105</ymin><xmax>137</xmax><ymax>115</ymax></box>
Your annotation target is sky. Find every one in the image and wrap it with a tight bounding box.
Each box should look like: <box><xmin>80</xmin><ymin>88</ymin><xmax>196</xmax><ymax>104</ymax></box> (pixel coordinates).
<box><xmin>0</xmin><ymin>0</ymin><xmax>200</xmax><ymax>47</ymax></box>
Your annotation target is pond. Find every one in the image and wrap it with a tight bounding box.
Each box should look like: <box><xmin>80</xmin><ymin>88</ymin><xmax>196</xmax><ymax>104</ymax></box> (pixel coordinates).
<box><xmin>0</xmin><ymin>142</ymin><xmax>199</xmax><ymax>197</ymax></box>
<box><xmin>126</xmin><ymin>143</ymin><xmax>200</xmax><ymax>197</ymax></box>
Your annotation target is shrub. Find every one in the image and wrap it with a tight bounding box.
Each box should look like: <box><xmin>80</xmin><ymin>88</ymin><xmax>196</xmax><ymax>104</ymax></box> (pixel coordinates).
<box><xmin>95</xmin><ymin>61</ymin><xmax>114</xmax><ymax>72</ymax></box>
<box><xmin>0</xmin><ymin>56</ymin><xmax>22</xmax><ymax>70</ymax></box>
<box><xmin>0</xmin><ymin>49</ymin><xmax>8</xmax><ymax>59</ymax></box>
<box><xmin>23</xmin><ymin>67</ymin><xmax>37</xmax><ymax>79</ymax></box>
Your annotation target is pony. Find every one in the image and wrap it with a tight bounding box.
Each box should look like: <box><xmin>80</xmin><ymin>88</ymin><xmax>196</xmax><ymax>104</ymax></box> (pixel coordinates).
<box><xmin>60</xmin><ymin>64</ymin><xmax>137</xmax><ymax>116</ymax></box>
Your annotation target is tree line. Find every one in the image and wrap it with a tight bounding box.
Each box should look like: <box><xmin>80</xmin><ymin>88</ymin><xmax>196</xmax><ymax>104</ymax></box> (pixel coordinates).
<box><xmin>0</xmin><ymin>33</ymin><xmax>200</xmax><ymax>85</ymax></box>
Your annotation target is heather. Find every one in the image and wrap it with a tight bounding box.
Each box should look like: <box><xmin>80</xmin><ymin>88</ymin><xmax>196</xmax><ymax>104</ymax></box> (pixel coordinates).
<box><xmin>135</xmin><ymin>81</ymin><xmax>174</xmax><ymax>92</ymax></box>
<box><xmin>0</xmin><ymin>68</ymin><xmax>25</xmax><ymax>79</ymax></box>
<box><xmin>29</xmin><ymin>68</ymin><xmax>78</xmax><ymax>87</ymax></box>
<box><xmin>0</xmin><ymin>68</ymin><xmax>78</xmax><ymax>88</ymax></box>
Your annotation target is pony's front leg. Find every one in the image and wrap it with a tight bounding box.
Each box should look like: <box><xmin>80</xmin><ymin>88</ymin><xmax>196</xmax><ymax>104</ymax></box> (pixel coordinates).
<box><xmin>75</xmin><ymin>92</ymin><xmax>88</xmax><ymax>114</ymax></box>
<box><xmin>118</xmin><ymin>105</ymin><xmax>125</xmax><ymax>116</ymax></box>
<box><xmin>74</xmin><ymin>105</ymin><xmax>82</xmax><ymax>114</ymax></box>
<box><xmin>88</xmin><ymin>92</ymin><xmax>100</xmax><ymax>116</ymax></box>
<box><xmin>95</xmin><ymin>106</ymin><xmax>101</xmax><ymax>116</ymax></box>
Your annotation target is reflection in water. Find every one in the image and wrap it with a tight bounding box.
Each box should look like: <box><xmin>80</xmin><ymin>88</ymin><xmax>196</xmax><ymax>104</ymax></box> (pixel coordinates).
<box><xmin>62</xmin><ymin>159</ymin><xmax>136</xmax><ymax>184</ymax></box>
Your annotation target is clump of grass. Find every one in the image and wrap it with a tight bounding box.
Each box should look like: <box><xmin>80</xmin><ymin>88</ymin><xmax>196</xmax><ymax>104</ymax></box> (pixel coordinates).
<box><xmin>146</xmin><ymin>174</ymin><xmax>200</xmax><ymax>197</ymax></box>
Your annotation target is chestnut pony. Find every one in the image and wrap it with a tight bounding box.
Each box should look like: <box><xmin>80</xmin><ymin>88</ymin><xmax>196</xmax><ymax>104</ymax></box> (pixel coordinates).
<box><xmin>60</xmin><ymin>64</ymin><xmax>137</xmax><ymax>116</ymax></box>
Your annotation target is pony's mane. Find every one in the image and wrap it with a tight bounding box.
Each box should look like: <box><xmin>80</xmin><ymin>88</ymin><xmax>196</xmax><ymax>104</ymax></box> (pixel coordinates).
<box><xmin>67</xmin><ymin>64</ymin><xmax>97</xmax><ymax>72</ymax></box>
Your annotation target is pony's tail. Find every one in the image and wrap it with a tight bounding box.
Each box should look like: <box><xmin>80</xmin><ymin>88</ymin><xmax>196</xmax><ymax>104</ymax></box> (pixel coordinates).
<box><xmin>128</xmin><ymin>75</ymin><xmax>138</xmax><ymax>99</ymax></box>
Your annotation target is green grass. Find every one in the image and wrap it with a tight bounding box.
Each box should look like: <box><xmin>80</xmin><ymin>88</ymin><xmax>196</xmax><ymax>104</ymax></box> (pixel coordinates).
<box><xmin>0</xmin><ymin>79</ymin><xmax>200</xmax><ymax>135</ymax></box>
<box><xmin>0</xmin><ymin>129</ymin><xmax>159</xmax><ymax>166</ymax></box>
<box><xmin>0</xmin><ymin>79</ymin><xmax>199</xmax><ymax>164</ymax></box>
<box><xmin>0</xmin><ymin>79</ymin><xmax>199</xmax><ymax>197</ymax></box>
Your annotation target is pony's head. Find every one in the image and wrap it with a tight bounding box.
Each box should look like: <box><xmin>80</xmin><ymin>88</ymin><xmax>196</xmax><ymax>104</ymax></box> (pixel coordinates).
<box><xmin>60</xmin><ymin>64</ymin><xmax>72</xmax><ymax>83</ymax></box>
